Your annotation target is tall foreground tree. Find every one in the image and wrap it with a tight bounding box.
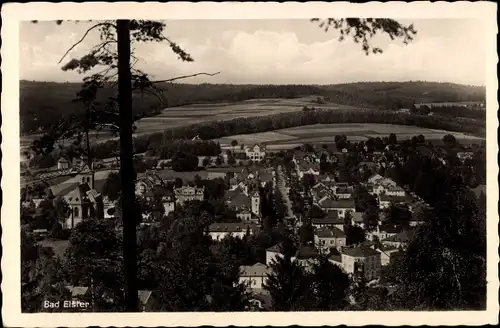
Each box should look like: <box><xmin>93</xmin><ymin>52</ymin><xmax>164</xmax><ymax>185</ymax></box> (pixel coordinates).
<box><xmin>390</xmin><ymin>174</ymin><xmax>486</xmax><ymax>310</ymax></box>
<box><xmin>264</xmin><ymin>255</ymin><xmax>312</xmax><ymax>311</ymax></box>
<box><xmin>30</xmin><ymin>19</ymin><xmax>217</xmax><ymax>311</ymax></box>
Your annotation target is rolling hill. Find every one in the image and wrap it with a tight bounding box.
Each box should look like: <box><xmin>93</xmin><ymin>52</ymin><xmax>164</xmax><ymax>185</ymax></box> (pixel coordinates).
<box><xmin>20</xmin><ymin>80</ymin><xmax>485</xmax><ymax>135</ymax></box>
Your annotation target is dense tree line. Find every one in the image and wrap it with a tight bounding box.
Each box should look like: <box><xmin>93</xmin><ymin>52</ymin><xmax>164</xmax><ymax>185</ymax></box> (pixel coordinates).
<box><xmin>327</xmin><ymin>81</ymin><xmax>485</xmax><ymax>105</ymax></box>
<box><xmin>145</xmin><ymin>140</ymin><xmax>221</xmax><ymax>159</ymax></box>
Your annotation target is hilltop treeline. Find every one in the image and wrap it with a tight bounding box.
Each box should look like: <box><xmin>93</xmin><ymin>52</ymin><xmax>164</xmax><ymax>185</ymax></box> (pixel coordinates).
<box><xmin>83</xmin><ymin>108</ymin><xmax>485</xmax><ymax>161</ymax></box>
<box><xmin>20</xmin><ymin>80</ymin><xmax>486</xmax><ymax>134</ymax></box>
<box><xmin>326</xmin><ymin>81</ymin><xmax>485</xmax><ymax>103</ymax></box>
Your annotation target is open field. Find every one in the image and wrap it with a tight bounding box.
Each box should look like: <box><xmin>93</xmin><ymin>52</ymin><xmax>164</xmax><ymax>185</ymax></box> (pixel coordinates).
<box><xmin>216</xmin><ymin>123</ymin><xmax>485</xmax><ymax>150</ymax></box>
<box><xmin>21</xmin><ymin>96</ymin><xmax>358</xmax><ymax>146</ymax></box>
<box><xmin>130</xmin><ymin>96</ymin><xmax>358</xmax><ymax>136</ymax></box>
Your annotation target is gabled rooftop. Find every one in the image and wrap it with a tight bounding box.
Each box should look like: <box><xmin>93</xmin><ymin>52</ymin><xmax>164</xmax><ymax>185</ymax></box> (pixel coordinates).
<box><xmin>267</xmin><ymin>243</ymin><xmax>285</xmax><ymax>254</ymax></box>
<box><xmin>319</xmin><ymin>198</ymin><xmax>355</xmax><ymax>209</ymax></box>
<box><xmin>382</xmin><ymin>229</ymin><xmax>415</xmax><ymax>243</ymax></box>
<box><xmin>240</xmin><ymin>263</ymin><xmax>270</xmax><ymax>277</ymax></box>
<box><xmin>315</xmin><ymin>226</ymin><xmax>347</xmax><ymax>239</ymax></box>
<box><xmin>294</xmin><ymin>245</ymin><xmax>320</xmax><ymax>260</ymax></box>
<box><xmin>342</xmin><ymin>246</ymin><xmax>380</xmax><ymax>258</ymax></box>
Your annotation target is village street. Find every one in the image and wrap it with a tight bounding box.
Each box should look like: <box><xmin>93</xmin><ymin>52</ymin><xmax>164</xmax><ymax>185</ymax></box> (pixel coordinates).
<box><xmin>276</xmin><ymin>165</ymin><xmax>296</xmax><ymax>221</ymax></box>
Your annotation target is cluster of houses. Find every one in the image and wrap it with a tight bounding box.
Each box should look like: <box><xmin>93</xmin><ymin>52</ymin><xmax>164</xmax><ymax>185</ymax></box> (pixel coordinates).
<box><xmin>238</xmin><ymin>237</ymin><xmax>406</xmax><ymax>298</ymax></box>
<box><xmin>207</xmin><ymin>168</ymin><xmax>275</xmax><ymax>240</ymax></box>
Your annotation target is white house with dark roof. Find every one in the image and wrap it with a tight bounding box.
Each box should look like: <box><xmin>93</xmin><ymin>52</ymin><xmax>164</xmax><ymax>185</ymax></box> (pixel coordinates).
<box><xmin>375</xmin><ymin>246</ymin><xmax>404</xmax><ymax>266</ymax></box>
<box><xmin>385</xmin><ymin>186</ymin><xmax>406</xmax><ymax>197</ymax></box>
<box><xmin>334</xmin><ymin>185</ymin><xmax>354</xmax><ymax>199</ymax></box>
<box><xmin>174</xmin><ymin>185</ymin><xmax>204</xmax><ymax>205</ymax></box>
<box><xmin>341</xmin><ymin>246</ymin><xmax>381</xmax><ymax>281</ymax></box>
<box><xmin>381</xmin><ymin>229</ymin><xmax>415</xmax><ymax>249</ymax></box>
<box><xmin>245</xmin><ymin>144</ymin><xmax>266</xmax><ymax>162</ymax></box>
<box><xmin>291</xmin><ymin>245</ymin><xmax>321</xmax><ymax>271</ymax></box>
<box><xmin>297</xmin><ymin>162</ymin><xmax>321</xmax><ymax>178</ymax></box>
<box><xmin>365</xmin><ymin>224</ymin><xmax>402</xmax><ymax>242</ymax></box>
<box><xmin>58</xmin><ymin>157</ymin><xmax>70</xmax><ymax>170</ymax></box>
<box><xmin>225</xmin><ymin>191</ymin><xmax>251</xmax><ymax>210</ymax></box>
<box><xmin>208</xmin><ymin>222</ymin><xmax>257</xmax><ymax>241</ymax></box>
<box><xmin>239</xmin><ymin>263</ymin><xmax>271</xmax><ymax>290</ymax></box>
<box><xmin>318</xmin><ymin>198</ymin><xmax>356</xmax><ymax>219</ymax></box>
<box><xmin>378</xmin><ymin>194</ymin><xmax>409</xmax><ymax>209</ymax></box>
<box><xmin>314</xmin><ymin>226</ymin><xmax>347</xmax><ymax>252</ymax></box>
<box><xmin>311</xmin><ymin>211</ymin><xmax>344</xmax><ymax>230</ymax></box>
<box><xmin>236</xmin><ymin>209</ymin><xmax>253</xmax><ymax>223</ymax></box>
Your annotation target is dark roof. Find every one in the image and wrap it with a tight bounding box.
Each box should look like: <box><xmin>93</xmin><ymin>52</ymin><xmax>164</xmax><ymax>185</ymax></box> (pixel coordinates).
<box><xmin>379</xmin><ymin>224</ymin><xmax>404</xmax><ymax>234</ymax></box>
<box><xmin>267</xmin><ymin>243</ymin><xmax>285</xmax><ymax>253</ymax></box>
<box><xmin>294</xmin><ymin>246</ymin><xmax>320</xmax><ymax>260</ymax></box>
<box><xmin>312</xmin><ymin>213</ymin><xmax>343</xmax><ymax>226</ymax></box>
<box><xmin>329</xmin><ymin>254</ymin><xmax>342</xmax><ymax>263</ymax></box>
<box><xmin>319</xmin><ymin>198</ymin><xmax>355</xmax><ymax>209</ymax></box>
<box><xmin>378</xmin><ymin>245</ymin><xmax>398</xmax><ymax>253</ymax></box>
<box><xmin>315</xmin><ymin>226</ymin><xmax>347</xmax><ymax>238</ymax></box>
<box><xmin>379</xmin><ymin>194</ymin><xmax>409</xmax><ymax>203</ymax></box>
<box><xmin>342</xmin><ymin>246</ymin><xmax>380</xmax><ymax>258</ymax></box>
<box><xmin>298</xmin><ymin>162</ymin><xmax>320</xmax><ymax>171</ymax></box>
<box><xmin>382</xmin><ymin>229</ymin><xmax>415</xmax><ymax>243</ymax></box>
<box><xmin>65</xmin><ymin>183</ymin><xmax>92</xmax><ymax>203</ymax></box>
<box><xmin>336</xmin><ymin>187</ymin><xmax>353</xmax><ymax>194</ymax></box>
<box><xmin>53</xmin><ymin>182</ymin><xmax>80</xmax><ymax>198</ymax></box>
<box><xmin>227</xmin><ymin>193</ymin><xmax>251</xmax><ymax>208</ymax></box>
<box><xmin>240</xmin><ymin>263</ymin><xmax>270</xmax><ymax>277</ymax></box>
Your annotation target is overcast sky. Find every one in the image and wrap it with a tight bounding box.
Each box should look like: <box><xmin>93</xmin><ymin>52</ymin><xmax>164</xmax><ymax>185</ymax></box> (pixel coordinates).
<box><xmin>20</xmin><ymin>19</ymin><xmax>486</xmax><ymax>85</ymax></box>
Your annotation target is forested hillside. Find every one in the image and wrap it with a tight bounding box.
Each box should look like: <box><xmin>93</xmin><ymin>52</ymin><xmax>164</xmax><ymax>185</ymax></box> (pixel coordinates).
<box><xmin>20</xmin><ymin>80</ymin><xmax>486</xmax><ymax>134</ymax></box>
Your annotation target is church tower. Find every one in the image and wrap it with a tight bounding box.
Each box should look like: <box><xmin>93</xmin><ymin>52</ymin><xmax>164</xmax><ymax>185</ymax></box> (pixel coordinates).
<box><xmin>251</xmin><ymin>191</ymin><xmax>261</xmax><ymax>217</ymax></box>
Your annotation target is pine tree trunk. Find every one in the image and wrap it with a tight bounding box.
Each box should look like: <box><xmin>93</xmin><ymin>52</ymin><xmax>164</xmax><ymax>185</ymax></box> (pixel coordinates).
<box><xmin>117</xmin><ymin>19</ymin><xmax>138</xmax><ymax>312</ymax></box>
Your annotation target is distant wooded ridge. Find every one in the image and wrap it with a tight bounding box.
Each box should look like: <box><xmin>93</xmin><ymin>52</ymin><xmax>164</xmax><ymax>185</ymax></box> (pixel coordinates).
<box><xmin>20</xmin><ymin>80</ymin><xmax>486</xmax><ymax>134</ymax></box>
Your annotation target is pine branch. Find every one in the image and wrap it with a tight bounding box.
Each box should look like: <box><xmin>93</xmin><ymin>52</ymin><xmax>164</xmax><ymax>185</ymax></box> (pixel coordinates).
<box><xmin>58</xmin><ymin>22</ymin><xmax>117</xmax><ymax>64</ymax></box>
<box><xmin>151</xmin><ymin>72</ymin><xmax>221</xmax><ymax>84</ymax></box>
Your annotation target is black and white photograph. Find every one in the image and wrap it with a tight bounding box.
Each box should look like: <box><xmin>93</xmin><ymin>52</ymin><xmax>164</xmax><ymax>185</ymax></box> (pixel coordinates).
<box><xmin>1</xmin><ymin>2</ymin><xmax>498</xmax><ymax>327</ymax></box>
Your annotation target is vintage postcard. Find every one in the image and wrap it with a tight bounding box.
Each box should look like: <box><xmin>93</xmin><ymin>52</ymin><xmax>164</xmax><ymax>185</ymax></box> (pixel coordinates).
<box><xmin>1</xmin><ymin>1</ymin><xmax>498</xmax><ymax>327</ymax></box>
